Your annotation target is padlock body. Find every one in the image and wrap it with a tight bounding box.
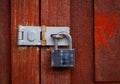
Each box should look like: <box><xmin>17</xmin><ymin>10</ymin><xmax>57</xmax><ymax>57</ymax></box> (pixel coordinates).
<box><xmin>51</xmin><ymin>49</ymin><xmax>75</xmax><ymax>67</ymax></box>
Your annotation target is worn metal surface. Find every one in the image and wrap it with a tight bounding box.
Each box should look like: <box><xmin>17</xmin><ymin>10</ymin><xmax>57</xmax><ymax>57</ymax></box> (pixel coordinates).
<box><xmin>45</xmin><ymin>27</ymin><xmax>69</xmax><ymax>46</ymax></box>
<box><xmin>18</xmin><ymin>26</ymin><xmax>42</xmax><ymax>45</ymax></box>
<box><xmin>18</xmin><ymin>26</ymin><xmax>69</xmax><ymax>46</ymax></box>
<box><xmin>51</xmin><ymin>49</ymin><xmax>75</xmax><ymax>67</ymax></box>
<box><xmin>41</xmin><ymin>25</ymin><xmax>46</xmax><ymax>45</ymax></box>
<box><xmin>51</xmin><ymin>30</ymin><xmax>74</xmax><ymax>67</ymax></box>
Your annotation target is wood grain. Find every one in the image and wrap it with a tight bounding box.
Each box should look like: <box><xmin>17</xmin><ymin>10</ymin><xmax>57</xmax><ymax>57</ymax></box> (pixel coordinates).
<box><xmin>95</xmin><ymin>0</ymin><xmax>120</xmax><ymax>82</ymax></box>
<box><xmin>41</xmin><ymin>0</ymin><xmax>71</xmax><ymax>84</ymax></box>
<box><xmin>71</xmin><ymin>0</ymin><xmax>120</xmax><ymax>84</ymax></box>
<box><xmin>11</xmin><ymin>0</ymin><xmax>40</xmax><ymax>84</ymax></box>
<box><xmin>0</xmin><ymin>0</ymin><xmax>11</xmax><ymax>84</ymax></box>
<box><xmin>70</xmin><ymin>0</ymin><xmax>95</xmax><ymax>84</ymax></box>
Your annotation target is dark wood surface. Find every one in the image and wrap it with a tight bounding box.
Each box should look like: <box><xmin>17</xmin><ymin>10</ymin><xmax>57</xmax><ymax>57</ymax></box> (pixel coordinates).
<box><xmin>41</xmin><ymin>0</ymin><xmax>71</xmax><ymax>84</ymax></box>
<box><xmin>71</xmin><ymin>0</ymin><xmax>95</xmax><ymax>84</ymax></box>
<box><xmin>11</xmin><ymin>0</ymin><xmax>40</xmax><ymax>84</ymax></box>
<box><xmin>95</xmin><ymin>0</ymin><xmax>120</xmax><ymax>82</ymax></box>
<box><xmin>0</xmin><ymin>0</ymin><xmax>11</xmax><ymax>84</ymax></box>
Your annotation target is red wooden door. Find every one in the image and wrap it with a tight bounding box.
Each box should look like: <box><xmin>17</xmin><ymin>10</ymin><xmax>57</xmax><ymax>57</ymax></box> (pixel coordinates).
<box><xmin>95</xmin><ymin>0</ymin><xmax>120</xmax><ymax>82</ymax></box>
<box><xmin>0</xmin><ymin>0</ymin><xmax>120</xmax><ymax>84</ymax></box>
<box><xmin>0</xmin><ymin>0</ymin><xmax>11</xmax><ymax>84</ymax></box>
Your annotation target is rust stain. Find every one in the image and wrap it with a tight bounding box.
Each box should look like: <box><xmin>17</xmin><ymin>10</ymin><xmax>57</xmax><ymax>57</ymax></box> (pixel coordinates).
<box><xmin>42</xmin><ymin>25</ymin><xmax>46</xmax><ymax>46</ymax></box>
<box><xmin>95</xmin><ymin>11</ymin><xmax>119</xmax><ymax>47</ymax></box>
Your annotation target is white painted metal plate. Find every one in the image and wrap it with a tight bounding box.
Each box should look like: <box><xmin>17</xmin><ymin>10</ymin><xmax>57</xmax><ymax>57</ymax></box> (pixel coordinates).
<box><xmin>18</xmin><ymin>26</ymin><xmax>70</xmax><ymax>46</ymax></box>
<box><xmin>18</xmin><ymin>25</ymin><xmax>42</xmax><ymax>45</ymax></box>
<box><xmin>45</xmin><ymin>27</ymin><xmax>69</xmax><ymax>46</ymax></box>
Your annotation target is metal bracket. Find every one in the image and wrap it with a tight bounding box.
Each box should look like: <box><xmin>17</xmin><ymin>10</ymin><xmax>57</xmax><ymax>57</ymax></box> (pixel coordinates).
<box><xmin>18</xmin><ymin>25</ymin><xmax>42</xmax><ymax>45</ymax></box>
<box><xmin>18</xmin><ymin>25</ymin><xmax>70</xmax><ymax>46</ymax></box>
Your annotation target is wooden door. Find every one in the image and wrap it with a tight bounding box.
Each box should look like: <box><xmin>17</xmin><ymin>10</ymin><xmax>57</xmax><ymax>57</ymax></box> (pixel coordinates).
<box><xmin>0</xmin><ymin>0</ymin><xmax>120</xmax><ymax>84</ymax></box>
<box><xmin>0</xmin><ymin>0</ymin><xmax>11</xmax><ymax>84</ymax></box>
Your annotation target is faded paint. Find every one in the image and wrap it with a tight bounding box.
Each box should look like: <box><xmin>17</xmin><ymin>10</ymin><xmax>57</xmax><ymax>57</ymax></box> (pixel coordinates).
<box><xmin>95</xmin><ymin>11</ymin><xmax>119</xmax><ymax>47</ymax></box>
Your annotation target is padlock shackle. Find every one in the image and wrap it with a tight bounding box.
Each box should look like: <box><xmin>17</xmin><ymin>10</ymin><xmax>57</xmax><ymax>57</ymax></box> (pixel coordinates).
<box><xmin>51</xmin><ymin>34</ymin><xmax>64</xmax><ymax>50</ymax></box>
<box><xmin>57</xmin><ymin>31</ymin><xmax>72</xmax><ymax>49</ymax></box>
<box><xmin>54</xmin><ymin>39</ymin><xmax>58</xmax><ymax>50</ymax></box>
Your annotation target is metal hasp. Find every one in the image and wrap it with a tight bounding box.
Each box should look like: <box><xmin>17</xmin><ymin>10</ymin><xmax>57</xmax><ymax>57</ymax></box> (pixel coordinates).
<box><xmin>18</xmin><ymin>25</ymin><xmax>42</xmax><ymax>45</ymax></box>
<box><xmin>18</xmin><ymin>25</ymin><xmax>70</xmax><ymax>46</ymax></box>
<box><xmin>17</xmin><ymin>25</ymin><xmax>74</xmax><ymax>67</ymax></box>
<box><xmin>51</xmin><ymin>32</ymin><xmax>75</xmax><ymax>67</ymax></box>
<box><xmin>44</xmin><ymin>26</ymin><xmax>69</xmax><ymax>46</ymax></box>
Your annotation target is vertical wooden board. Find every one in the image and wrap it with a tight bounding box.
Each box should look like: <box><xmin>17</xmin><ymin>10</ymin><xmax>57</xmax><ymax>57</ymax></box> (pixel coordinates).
<box><xmin>0</xmin><ymin>0</ymin><xmax>11</xmax><ymax>84</ymax></box>
<box><xmin>95</xmin><ymin>0</ymin><xmax>120</xmax><ymax>82</ymax></box>
<box><xmin>41</xmin><ymin>0</ymin><xmax>71</xmax><ymax>84</ymax></box>
<box><xmin>11</xmin><ymin>0</ymin><xmax>40</xmax><ymax>84</ymax></box>
<box><xmin>70</xmin><ymin>0</ymin><xmax>95</xmax><ymax>84</ymax></box>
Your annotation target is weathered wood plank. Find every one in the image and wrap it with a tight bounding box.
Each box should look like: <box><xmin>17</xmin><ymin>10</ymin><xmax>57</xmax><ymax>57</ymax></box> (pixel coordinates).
<box><xmin>70</xmin><ymin>0</ymin><xmax>95</xmax><ymax>84</ymax></box>
<box><xmin>41</xmin><ymin>0</ymin><xmax>71</xmax><ymax>84</ymax></box>
<box><xmin>11</xmin><ymin>0</ymin><xmax>40</xmax><ymax>84</ymax></box>
<box><xmin>0</xmin><ymin>0</ymin><xmax>11</xmax><ymax>84</ymax></box>
<box><xmin>95</xmin><ymin>0</ymin><xmax>120</xmax><ymax>82</ymax></box>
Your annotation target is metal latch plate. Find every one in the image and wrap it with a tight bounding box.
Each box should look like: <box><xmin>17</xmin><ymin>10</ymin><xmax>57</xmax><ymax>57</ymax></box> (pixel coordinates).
<box><xmin>45</xmin><ymin>27</ymin><xmax>69</xmax><ymax>46</ymax></box>
<box><xmin>18</xmin><ymin>26</ymin><xmax>42</xmax><ymax>45</ymax></box>
<box><xmin>18</xmin><ymin>25</ymin><xmax>70</xmax><ymax>46</ymax></box>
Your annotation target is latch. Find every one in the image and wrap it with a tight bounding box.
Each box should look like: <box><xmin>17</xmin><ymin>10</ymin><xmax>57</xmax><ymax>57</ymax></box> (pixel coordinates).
<box><xmin>18</xmin><ymin>25</ymin><xmax>42</xmax><ymax>45</ymax></box>
<box><xmin>18</xmin><ymin>25</ymin><xmax>75</xmax><ymax>67</ymax></box>
<box><xmin>18</xmin><ymin>25</ymin><xmax>70</xmax><ymax>46</ymax></box>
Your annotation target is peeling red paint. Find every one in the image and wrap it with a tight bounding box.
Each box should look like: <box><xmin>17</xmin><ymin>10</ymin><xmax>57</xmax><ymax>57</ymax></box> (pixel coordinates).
<box><xmin>95</xmin><ymin>11</ymin><xmax>119</xmax><ymax>47</ymax></box>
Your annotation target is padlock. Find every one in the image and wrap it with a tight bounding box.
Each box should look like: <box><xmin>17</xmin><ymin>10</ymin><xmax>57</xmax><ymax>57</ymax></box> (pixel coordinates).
<box><xmin>51</xmin><ymin>33</ymin><xmax>75</xmax><ymax>67</ymax></box>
